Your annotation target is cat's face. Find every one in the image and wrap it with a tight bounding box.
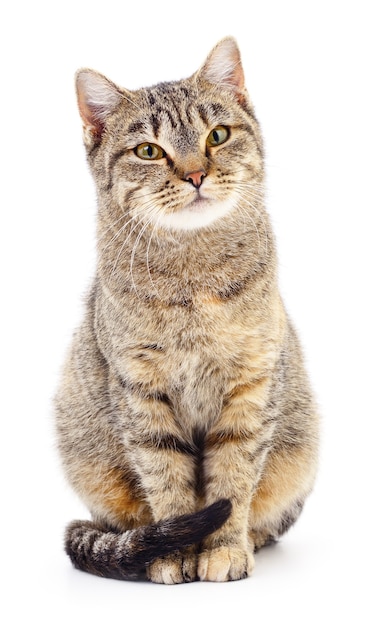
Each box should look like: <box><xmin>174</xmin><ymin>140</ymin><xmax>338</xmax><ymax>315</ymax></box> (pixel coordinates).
<box><xmin>76</xmin><ymin>38</ymin><xmax>264</xmax><ymax>232</ymax></box>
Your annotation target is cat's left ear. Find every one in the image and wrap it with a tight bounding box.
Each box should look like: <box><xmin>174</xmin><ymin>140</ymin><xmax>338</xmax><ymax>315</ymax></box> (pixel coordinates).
<box><xmin>196</xmin><ymin>37</ymin><xmax>246</xmax><ymax>97</ymax></box>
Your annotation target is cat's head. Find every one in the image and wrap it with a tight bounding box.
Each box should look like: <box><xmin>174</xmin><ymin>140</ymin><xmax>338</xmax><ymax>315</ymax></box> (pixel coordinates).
<box><xmin>75</xmin><ymin>37</ymin><xmax>264</xmax><ymax>232</ymax></box>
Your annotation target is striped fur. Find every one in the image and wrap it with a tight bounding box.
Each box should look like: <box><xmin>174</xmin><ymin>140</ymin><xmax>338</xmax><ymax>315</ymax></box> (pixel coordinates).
<box><xmin>65</xmin><ymin>499</ymin><xmax>231</xmax><ymax>581</ymax></box>
<box><xmin>55</xmin><ymin>38</ymin><xmax>319</xmax><ymax>584</ymax></box>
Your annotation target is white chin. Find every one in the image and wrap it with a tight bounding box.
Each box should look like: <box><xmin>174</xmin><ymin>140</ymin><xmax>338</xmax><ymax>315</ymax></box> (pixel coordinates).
<box><xmin>155</xmin><ymin>199</ymin><xmax>234</xmax><ymax>231</ymax></box>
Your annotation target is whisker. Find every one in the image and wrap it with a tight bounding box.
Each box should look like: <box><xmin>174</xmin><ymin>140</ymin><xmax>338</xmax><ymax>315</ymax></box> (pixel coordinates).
<box><xmin>237</xmin><ymin>199</ymin><xmax>262</xmax><ymax>254</ymax></box>
<box><xmin>99</xmin><ymin>201</ymin><xmax>159</xmax><ymax>254</ymax></box>
<box><xmin>145</xmin><ymin>213</ymin><xmax>163</xmax><ymax>299</ymax></box>
<box><xmin>108</xmin><ymin>210</ymin><xmax>151</xmax><ymax>283</ymax></box>
<box><xmin>129</xmin><ymin>211</ymin><xmax>158</xmax><ymax>297</ymax></box>
<box><xmin>120</xmin><ymin>91</ymin><xmax>142</xmax><ymax>112</ymax></box>
<box><xmin>98</xmin><ymin>190</ymin><xmax>159</xmax><ymax>243</ymax></box>
<box><xmin>234</xmin><ymin>188</ymin><xmax>269</xmax><ymax>257</ymax></box>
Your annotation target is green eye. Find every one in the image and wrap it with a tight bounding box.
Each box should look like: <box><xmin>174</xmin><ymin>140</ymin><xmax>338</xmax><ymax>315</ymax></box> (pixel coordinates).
<box><xmin>206</xmin><ymin>126</ymin><xmax>229</xmax><ymax>147</ymax></box>
<box><xmin>135</xmin><ymin>143</ymin><xmax>165</xmax><ymax>160</ymax></box>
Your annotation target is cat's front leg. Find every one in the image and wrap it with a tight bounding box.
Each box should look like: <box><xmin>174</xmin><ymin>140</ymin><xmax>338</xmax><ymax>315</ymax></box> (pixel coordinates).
<box><xmin>198</xmin><ymin>377</ymin><xmax>273</xmax><ymax>581</ymax></box>
<box><xmin>197</xmin><ymin>467</ymin><xmax>256</xmax><ymax>582</ymax></box>
<box><xmin>115</xmin><ymin>379</ymin><xmax>200</xmax><ymax>583</ymax></box>
<box><xmin>137</xmin><ymin>441</ymin><xmax>199</xmax><ymax>584</ymax></box>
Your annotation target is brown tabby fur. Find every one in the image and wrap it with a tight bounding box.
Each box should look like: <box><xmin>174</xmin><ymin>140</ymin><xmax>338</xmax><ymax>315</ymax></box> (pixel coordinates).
<box><xmin>55</xmin><ymin>37</ymin><xmax>319</xmax><ymax>583</ymax></box>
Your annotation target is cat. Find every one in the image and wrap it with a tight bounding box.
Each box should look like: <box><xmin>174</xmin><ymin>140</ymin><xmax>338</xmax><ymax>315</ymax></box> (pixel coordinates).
<box><xmin>55</xmin><ymin>37</ymin><xmax>319</xmax><ymax>584</ymax></box>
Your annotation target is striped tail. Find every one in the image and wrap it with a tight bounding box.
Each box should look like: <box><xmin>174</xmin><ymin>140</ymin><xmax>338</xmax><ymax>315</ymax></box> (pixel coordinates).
<box><xmin>65</xmin><ymin>499</ymin><xmax>232</xmax><ymax>581</ymax></box>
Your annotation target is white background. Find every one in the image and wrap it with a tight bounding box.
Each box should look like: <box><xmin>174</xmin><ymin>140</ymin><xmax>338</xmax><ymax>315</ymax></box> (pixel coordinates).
<box><xmin>1</xmin><ymin>1</ymin><xmax>370</xmax><ymax>624</ymax></box>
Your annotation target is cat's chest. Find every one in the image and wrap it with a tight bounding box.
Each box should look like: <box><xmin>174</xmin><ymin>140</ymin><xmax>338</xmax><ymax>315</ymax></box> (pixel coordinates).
<box><xmin>96</xmin><ymin>286</ymin><xmax>281</xmax><ymax>434</ymax></box>
<box><xmin>104</xmin><ymin>293</ymin><xmax>273</xmax><ymax>425</ymax></box>
<box><xmin>122</xmin><ymin>293</ymin><xmax>245</xmax><ymax>366</ymax></box>
<box><xmin>120</xmin><ymin>301</ymin><xmax>243</xmax><ymax>428</ymax></box>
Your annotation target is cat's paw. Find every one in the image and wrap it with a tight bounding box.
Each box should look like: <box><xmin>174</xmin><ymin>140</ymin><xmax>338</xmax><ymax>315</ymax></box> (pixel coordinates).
<box><xmin>197</xmin><ymin>546</ymin><xmax>255</xmax><ymax>582</ymax></box>
<box><xmin>148</xmin><ymin>549</ymin><xmax>197</xmax><ymax>584</ymax></box>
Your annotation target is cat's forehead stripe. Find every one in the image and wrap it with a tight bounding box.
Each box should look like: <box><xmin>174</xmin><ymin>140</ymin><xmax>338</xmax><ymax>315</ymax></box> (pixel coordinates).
<box><xmin>127</xmin><ymin>121</ymin><xmax>146</xmax><ymax>134</ymax></box>
<box><xmin>145</xmin><ymin>88</ymin><xmax>197</xmax><ymax>140</ymax></box>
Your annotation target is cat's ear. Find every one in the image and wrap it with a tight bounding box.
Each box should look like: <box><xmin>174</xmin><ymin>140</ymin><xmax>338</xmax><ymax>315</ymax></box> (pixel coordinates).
<box><xmin>75</xmin><ymin>69</ymin><xmax>123</xmax><ymax>144</ymax></box>
<box><xmin>197</xmin><ymin>37</ymin><xmax>245</xmax><ymax>92</ymax></box>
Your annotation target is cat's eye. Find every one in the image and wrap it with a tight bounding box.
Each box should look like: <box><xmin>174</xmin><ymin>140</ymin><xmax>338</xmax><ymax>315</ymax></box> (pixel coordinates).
<box><xmin>206</xmin><ymin>126</ymin><xmax>229</xmax><ymax>147</ymax></box>
<box><xmin>135</xmin><ymin>143</ymin><xmax>166</xmax><ymax>160</ymax></box>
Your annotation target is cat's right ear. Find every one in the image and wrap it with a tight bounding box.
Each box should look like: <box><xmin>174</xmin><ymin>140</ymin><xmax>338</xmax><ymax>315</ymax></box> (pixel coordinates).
<box><xmin>75</xmin><ymin>70</ymin><xmax>123</xmax><ymax>145</ymax></box>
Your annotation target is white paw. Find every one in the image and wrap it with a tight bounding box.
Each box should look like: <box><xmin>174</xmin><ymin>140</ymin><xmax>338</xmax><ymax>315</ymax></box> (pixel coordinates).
<box><xmin>198</xmin><ymin>546</ymin><xmax>255</xmax><ymax>582</ymax></box>
<box><xmin>148</xmin><ymin>550</ymin><xmax>197</xmax><ymax>584</ymax></box>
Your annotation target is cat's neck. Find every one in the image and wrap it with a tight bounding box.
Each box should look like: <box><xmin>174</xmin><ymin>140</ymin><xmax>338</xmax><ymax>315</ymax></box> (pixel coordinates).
<box><xmin>97</xmin><ymin>201</ymin><xmax>276</xmax><ymax>305</ymax></box>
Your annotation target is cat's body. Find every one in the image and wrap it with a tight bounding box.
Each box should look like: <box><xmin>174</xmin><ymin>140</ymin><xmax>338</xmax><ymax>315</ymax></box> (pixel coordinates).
<box><xmin>55</xmin><ymin>38</ymin><xmax>319</xmax><ymax>583</ymax></box>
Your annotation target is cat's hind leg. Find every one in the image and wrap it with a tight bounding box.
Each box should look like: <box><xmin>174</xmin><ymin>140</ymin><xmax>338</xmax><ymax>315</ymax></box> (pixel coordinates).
<box><xmin>249</xmin><ymin>445</ymin><xmax>316</xmax><ymax>550</ymax></box>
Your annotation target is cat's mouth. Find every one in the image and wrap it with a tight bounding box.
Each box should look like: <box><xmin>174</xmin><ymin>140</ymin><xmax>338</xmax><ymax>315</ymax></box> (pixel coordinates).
<box><xmin>156</xmin><ymin>193</ymin><xmax>234</xmax><ymax>231</ymax></box>
<box><xmin>185</xmin><ymin>193</ymin><xmax>213</xmax><ymax>213</ymax></box>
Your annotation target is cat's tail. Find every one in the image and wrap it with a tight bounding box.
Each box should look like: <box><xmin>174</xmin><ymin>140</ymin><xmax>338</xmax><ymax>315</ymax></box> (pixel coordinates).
<box><xmin>65</xmin><ymin>498</ymin><xmax>231</xmax><ymax>581</ymax></box>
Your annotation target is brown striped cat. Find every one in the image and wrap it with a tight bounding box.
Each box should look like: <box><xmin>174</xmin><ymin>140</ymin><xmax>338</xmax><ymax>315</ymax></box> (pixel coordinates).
<box><xmin>55</xmin><ymin>37</ymin><xmax>319</xmax><ymax>584</ymax></box>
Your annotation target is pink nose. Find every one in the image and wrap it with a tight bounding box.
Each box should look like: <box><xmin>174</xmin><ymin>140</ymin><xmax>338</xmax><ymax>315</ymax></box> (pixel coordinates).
<box><xmin>185</xmin><ymin>170</ymin><xmax>206</xmax><ymax>189</ymax></box>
